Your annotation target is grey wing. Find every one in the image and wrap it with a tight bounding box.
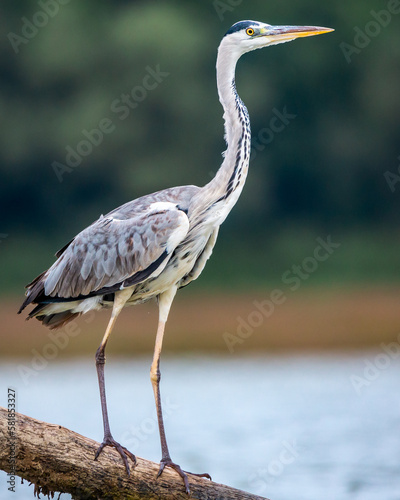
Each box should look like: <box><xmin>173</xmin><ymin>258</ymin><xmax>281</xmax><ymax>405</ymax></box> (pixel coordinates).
<box><xmin>106</xmin><ymin>185</ymin><xmax>200</xmax><ymax>220</ymax></box>
<box><xmin>43</xmin><ymin>203</ymin><xmax>189</xmax><ymax>298</ymax></box>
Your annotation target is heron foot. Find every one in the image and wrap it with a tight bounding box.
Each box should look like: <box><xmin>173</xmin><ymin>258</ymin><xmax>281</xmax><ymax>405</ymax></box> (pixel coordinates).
<box><xmin>157</xmin><ymin>458</ymin><xmax>211</xmax><ymax>495</ymax></box>
<box><xmin>94</xmin><ymin>435</ymin><xmax>136</xmax><ymax>475</ymax></box>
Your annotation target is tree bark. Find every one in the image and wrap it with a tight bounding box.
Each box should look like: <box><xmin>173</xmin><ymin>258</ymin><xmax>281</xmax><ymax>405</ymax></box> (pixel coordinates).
<box><xmin>0</xmin><ymin>407</ymin><xmax>269</xmax><ymax>500</ymax></box>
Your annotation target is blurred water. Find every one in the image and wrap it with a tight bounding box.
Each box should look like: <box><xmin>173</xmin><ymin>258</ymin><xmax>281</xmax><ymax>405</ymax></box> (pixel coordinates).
<box><xmin>1</xmin><ymin>353</ymin><xmax>400</xmax><ymax>500</ymax></box>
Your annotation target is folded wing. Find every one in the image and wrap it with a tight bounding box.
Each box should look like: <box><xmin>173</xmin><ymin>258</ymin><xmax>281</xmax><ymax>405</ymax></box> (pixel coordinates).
<box><xmin>20</xmin><ymin>203</ymin><xmax>189</xmax><ymax>310</ymax></box>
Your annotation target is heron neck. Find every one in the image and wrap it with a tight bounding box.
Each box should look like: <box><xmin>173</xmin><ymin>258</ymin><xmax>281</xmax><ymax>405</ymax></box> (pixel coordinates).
<box><xmin>195</xmin><ymin>43</ymin><xmax>251</xmax><ymax>218</ymax></box>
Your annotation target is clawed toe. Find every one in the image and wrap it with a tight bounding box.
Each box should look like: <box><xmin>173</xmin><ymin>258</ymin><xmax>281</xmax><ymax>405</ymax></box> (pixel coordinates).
<box><xmin>157</xmin><ymin>459</ymin><xmax>211</xmax><ymax>495</ymax></box>
<box><xmin>94</xmin><ymin>436</ymin><xmax>136</xmax><ymax>475</ymax></box>
<box><xmin>191</xmin><ymin>471</ymin><xmax>212</xmax><ymax>480</ymax></box>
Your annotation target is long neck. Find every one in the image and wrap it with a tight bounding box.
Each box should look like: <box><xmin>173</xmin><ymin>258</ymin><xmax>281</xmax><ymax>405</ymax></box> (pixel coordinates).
<box><xmin>191</xmin><ymin>41</ymin><xmax>251</xmax><ymax>220</ymax></box>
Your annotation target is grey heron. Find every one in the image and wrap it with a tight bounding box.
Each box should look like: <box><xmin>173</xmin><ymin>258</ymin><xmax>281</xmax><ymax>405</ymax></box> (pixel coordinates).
<box><xmin>19</xmin><ymin>20</ymin><xmax>333</xmax><ymax>493</ymax></box>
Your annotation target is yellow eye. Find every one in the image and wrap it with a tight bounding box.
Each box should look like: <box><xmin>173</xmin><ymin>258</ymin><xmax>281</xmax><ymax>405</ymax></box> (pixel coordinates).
<box><xmin>246</xmin><ymin>28</ymin><xmax>254</xmax><ymax>36</ymax></box>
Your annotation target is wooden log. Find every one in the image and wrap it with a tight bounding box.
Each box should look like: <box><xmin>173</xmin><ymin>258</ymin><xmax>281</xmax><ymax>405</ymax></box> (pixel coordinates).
<box><xmin>0</xmin><ymin>407</ymin><xmax>270</xmax><ymax>500</ymax></box>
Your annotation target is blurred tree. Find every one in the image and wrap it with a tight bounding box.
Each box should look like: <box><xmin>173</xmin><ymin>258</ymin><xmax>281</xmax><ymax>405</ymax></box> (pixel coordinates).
<box><xmin>1</xmin><ymin>0</ymin><xmax>399</xmax><ymax>292</ymax></box>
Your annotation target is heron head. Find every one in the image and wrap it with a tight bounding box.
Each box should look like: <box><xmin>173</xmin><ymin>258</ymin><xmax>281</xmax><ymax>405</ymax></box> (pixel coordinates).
<box><xmin>223</xmin><ymin>20</ymin><xmax>333</xmax><ymax>56</ymax></box>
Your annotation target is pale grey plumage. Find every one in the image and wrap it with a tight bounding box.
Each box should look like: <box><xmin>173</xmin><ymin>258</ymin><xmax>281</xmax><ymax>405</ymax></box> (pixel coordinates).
<box><xmin>19</xmin><ymin>185</ymin><xmax>200</xmax><ymax>319</ymax></box>
<box><xmin>19</xmin><ymin>19</ymin><xmax>333</xmax><ymax>494</ymax></box>
<box><xmin>44</xmin><ymin>196</ymin><xmax>191</xmax><ymax>298</ymax></box>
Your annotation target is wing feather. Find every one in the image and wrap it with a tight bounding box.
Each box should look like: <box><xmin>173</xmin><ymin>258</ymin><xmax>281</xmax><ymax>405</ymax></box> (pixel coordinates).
<box><xmin>43</xmin><ymin>204</ymin><xmax>189</xmax><ymax>298</ymax></box>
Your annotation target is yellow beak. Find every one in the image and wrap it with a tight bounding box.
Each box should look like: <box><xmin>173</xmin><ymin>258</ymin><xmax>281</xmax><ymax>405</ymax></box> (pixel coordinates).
<box><xmin>260</xmin><ymin>25</ymin><xmax>334</xmax><ymax>41</ymax></box>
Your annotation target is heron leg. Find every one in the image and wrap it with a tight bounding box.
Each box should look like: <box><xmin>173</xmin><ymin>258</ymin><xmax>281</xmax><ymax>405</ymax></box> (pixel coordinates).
<box><xmin>150</xmin><ymin>288</ymin><xmax>211</xmax><ymax>494</ymax></box>
<box><xmin>94</xmin><ymin>289</ymin><xmax>136</xmax><ymax>474</ymax></box>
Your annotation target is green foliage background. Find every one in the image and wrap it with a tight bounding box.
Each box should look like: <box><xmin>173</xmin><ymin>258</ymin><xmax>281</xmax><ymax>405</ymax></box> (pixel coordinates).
<box><xmin>1</xmin><ymin>0</ymin><xmax>400</xmax><ymax>294</ymax></box>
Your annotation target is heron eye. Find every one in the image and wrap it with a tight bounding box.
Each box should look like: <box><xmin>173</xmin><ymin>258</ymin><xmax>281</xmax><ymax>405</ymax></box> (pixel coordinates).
<box><xmin>246</xmin><ymin>28</ymin><xmax>255</xmax><ymax>36</ymax></box>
